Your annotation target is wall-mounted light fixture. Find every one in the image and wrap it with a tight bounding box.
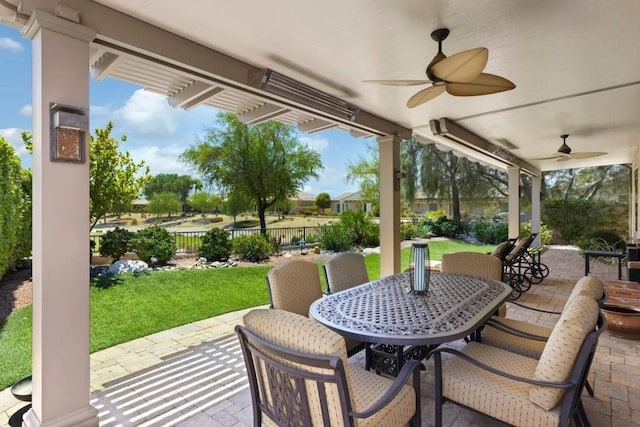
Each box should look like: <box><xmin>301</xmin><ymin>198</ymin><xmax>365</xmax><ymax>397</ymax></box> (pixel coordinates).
<box><xmin>50</xmin><ymin>103</ymin><xmax>88</xmax><ymax>163</ymax></box>
<box><xmin>394</xmin><ymin>169</ymin><xmax>406</xmax><ymax>191</ymax></box>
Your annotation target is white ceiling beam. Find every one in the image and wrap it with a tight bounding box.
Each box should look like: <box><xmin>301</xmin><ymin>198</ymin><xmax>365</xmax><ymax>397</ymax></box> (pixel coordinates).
<box><xmin>349</xmin><ymin>129</ymin><xmax>373</xmax><ymax>139</ymax></box>
<box><xmin>298</xmin><ymin>119</ymin><xmax>335</xmax><ymax>134</ymax></box>
<box><xmin>238</xmin><ymin>104</ymin><xmax>290</xmax><ymax>125</ymax></box>
<box><xmin>168</xmin><ymin>81</ymin><xmax>224</xmax><ymax>110</ymax></box>
<box><xmin>90</xmin><ymin>51</ymin><xmax>120</xmax><ymax>81</ymax></box>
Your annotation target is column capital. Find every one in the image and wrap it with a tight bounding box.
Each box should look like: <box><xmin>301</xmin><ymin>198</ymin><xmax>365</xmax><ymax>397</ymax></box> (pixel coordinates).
<box><xmin>376</xmin><ymin>134</ymin><xmax>403</xmax><ymax>145</ymax></box>
<box><xmin>23</xmin><ymin>9</ymin><xmax>96</xmax><ymax>41</ymax></box>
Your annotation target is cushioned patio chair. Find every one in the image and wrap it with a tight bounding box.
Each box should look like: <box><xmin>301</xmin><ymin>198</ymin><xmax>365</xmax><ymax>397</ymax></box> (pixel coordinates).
<box><xmin>429</xmin><ymin>295</ymin><xmax>605</xmax><ymax>427</ymax></box>
<box><xmin>480</xmin><ymin>275</ymin><xmax>605</xmax><ymax>396</ymax></box>
<box><xmin>237</xmin><ymin>309</ymin><xmax>422</xmax><ymax>426</ymax></box>
<box><xmin>266</xmin><ymin>259</ymin><xmax>364</xmax><ymax>356</ymax></box>
<box><xmin>322</xmin><ymin>252</ymin><xmax>369</xmax><ymax>294</ymax></box>
<box><xmin>441</xmin><ymin>251</ymin><xmax>506</xmax><ymax>317</ymax></box>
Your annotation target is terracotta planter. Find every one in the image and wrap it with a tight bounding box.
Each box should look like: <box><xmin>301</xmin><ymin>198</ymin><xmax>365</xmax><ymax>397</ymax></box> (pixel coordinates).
<box><xmin>602</xmin><ymin>304</ymin><xmax>640</xmax><ymax>340</ymax></box>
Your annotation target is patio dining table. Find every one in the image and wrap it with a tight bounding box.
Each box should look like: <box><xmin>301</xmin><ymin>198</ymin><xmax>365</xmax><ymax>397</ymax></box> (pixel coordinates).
<box><xmin>309</xmin><ymin>271</ymin><xmax>512</xmax><ymax>348</ymax></box>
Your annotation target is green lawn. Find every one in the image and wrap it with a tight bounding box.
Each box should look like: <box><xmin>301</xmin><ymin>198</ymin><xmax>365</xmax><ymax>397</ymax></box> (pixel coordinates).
<box><xmin>0</xmin><ymin>239</ymin><xmax>494</xmax><ymax>390</ymax></box>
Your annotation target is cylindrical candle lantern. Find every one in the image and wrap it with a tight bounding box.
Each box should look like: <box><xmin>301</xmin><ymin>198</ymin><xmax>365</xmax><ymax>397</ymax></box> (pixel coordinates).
<box><xmin>410</xmin><ymin>242</ymin><xmax>430</xmax><ymax>294</ymax></box>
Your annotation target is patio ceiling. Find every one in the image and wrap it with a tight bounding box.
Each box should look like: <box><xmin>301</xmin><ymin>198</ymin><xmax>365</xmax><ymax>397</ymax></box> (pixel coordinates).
<box><xmin>6</xmin><ymin>0</ymin><xmax>640</xmax><ymax>174</ymax></box>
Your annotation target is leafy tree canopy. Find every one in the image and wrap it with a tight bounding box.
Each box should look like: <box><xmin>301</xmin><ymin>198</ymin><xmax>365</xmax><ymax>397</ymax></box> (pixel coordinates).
<box><xmin>89</xmin><ymin>122</ymin><xmax>151</xmax><ymax>230</ymax></box>
<box><xmin>143</xmin><ymin>173</ymin><xmax>200</xmax><ymax>210</ymax></box>
<box><xmin>190</xmin><ymin>191</ymin><xmax>221</xmax><ymax>217</ymax></box>
<box><xmin>179</xmin><ymin>112</ymin><xmax>323</xmax><ymax>232</ymax></box>
<box><xmin>543</xmin><ymin>165</ymin><xmax>629</xmax><ymax>201</ymax></box>
<box><xmin>346</xmin><ymin>142</ymin><xmax>380</xmax><ymax>213</ymax></box>
<box><xmin>315</xmin><ymin>192</ymin><xmax>331</xmax><ymax>212</ymax></box>
<box><xmin>148</xmin><ymin>192</ymin><xmax>182</xmax><ymax>217</ymax></box>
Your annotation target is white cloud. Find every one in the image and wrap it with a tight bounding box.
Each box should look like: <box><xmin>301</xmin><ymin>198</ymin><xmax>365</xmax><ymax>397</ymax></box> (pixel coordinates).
<box><xmin>19</xmin><ymin>105</ymin><xmax>31</xmax><ymax>116</ymax></box>
<box><xmin>0</xmin><ymin>37</ymin><xmax>23</xmax><ymax>52</ymax></box>
<box><xmin>300</xmin><ymin>136</ymin><xmax>329</xmax><ymax>154</ymax></box>
<box><xmin>127</xmin><ymin>144</ymin><xmax>193</xmax><ymax>177</ymax></box>
<box><xmin>0</xmin><ymin>128</ymin><xmax>29</xmax><ymax>157</ymax></box>
<box><xmin>113</xmin><ymin>89</ymin><xmax>182</xmax><ymax>138</ymax></box>
<box><xmin>302</xmin><ymin>165</ymin><xmax>356</xmax><ymax>197</ymax></box>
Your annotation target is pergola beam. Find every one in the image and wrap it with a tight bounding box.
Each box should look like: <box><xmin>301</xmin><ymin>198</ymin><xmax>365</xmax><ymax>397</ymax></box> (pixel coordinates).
<box><xmin>298</xmin><ymin>118</ymin><xmax>335</xmax><ymax>134</ymax></box>
<box><xmin>168</xmin><ymin>81</ymin><xmax>224</xmax><ymax>110</ymax></box>
<box><xmin>238</xmin><ymin>103</ymin><xmax>290</xmax><ymax>125</ymax></box>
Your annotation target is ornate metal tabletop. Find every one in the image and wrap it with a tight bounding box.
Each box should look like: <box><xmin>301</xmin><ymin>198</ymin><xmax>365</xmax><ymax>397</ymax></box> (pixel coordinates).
<box><xmin>309</xmin><ymin>271</ymin><xmax>511</xmax><ymax>346</ymax></box>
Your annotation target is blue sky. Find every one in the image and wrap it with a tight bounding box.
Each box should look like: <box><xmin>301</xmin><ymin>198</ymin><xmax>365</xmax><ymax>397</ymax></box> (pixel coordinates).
<box><xmin>0</xmin><ymin>25</ymin><xmax>371</xmax><ymax>197</ymax></box>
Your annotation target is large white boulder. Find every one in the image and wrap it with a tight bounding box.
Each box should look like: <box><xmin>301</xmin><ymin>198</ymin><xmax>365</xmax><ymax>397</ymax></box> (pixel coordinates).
<box><xmin>108</xmin><ymin>260</ymin><xmax>149</xmax><ymax>275</ymax></box>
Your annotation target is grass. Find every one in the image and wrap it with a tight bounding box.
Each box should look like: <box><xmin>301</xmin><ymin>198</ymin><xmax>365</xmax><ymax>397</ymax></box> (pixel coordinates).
<box><xmin>0</xmin><ymin>239</ymin><xmax>493</xmax><ymax>390</ymax></box>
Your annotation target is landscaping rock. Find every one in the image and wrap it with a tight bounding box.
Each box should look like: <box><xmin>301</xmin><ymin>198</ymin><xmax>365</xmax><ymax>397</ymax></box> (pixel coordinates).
<box><xmin>363</xmin><ymin>247</ymin><xmax>380</xmax><ymax>255</ymax></box>
<box><xmin>108</xmin><ymin>260</ymin><xmax>149</xmax><ymax>275</ymax></box>
<box><xmin>90</xmin><ymin>265</ymin><xmax>109</xmax><ymax>278</ymax></box>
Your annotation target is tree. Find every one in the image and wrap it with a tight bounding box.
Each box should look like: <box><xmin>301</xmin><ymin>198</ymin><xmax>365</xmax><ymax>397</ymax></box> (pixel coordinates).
<box><xmin>191</xmin><ymin>191</ymin><xmax>220</xmax><ymax>218</ymax></box>
<box><xmin>143</xmin><ymin>173</ymin><xmax>200</xmax><ymax>212</ymax></box>
<box><xmin>0</xmin><ymin>137</ymin><xmax>31</xmax><ymax>276</ymax></box>
<box><xmin>148</xmin><ymin>192</ymin><xmax>182</xmax><ymax>217</ymax></box>
<box><xmin>180</xmin><ymin>112</ymin><xmax>323</xmax><ymax>233</ymax></box>
<box><xmin>542</xmin><ymin>165</ymin><xmax>630</xmax><ymax>201</ymax></box>
<box><xmin>407</xmin><ymin>140</ymin><xmax>506</xmax><ymax>222</ymax></box>
<box><xmin>315</xmin><ymin>192</ymin><xmax>331</xmax><ymax>213</ymax></box>
<box><xmin>89</xmin><ymin>122</ymin><xmax>151</xmax><ymax>230</ymax></box>
<box><xmin>346</xmin><ymin>142</ymin><xmax>380</xmax><ymax>214</ymax></box>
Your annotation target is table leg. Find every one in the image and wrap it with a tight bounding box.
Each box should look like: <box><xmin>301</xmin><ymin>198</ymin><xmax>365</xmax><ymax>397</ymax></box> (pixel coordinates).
<box><xmin>618</xmin><ymin>256</ymin><xmax>622</xmax><ymax>280</ymax></box>
<box><xmin>585</xmin><ymin>254</ymin><xmax>590</xmax><ymax>276</ymax></box>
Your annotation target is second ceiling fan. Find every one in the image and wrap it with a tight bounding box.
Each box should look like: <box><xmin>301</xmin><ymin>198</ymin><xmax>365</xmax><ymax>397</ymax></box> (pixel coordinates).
<box><xmin>534</xmin><ymin>134</ymin><xmax>607</xmax><ymax>162</ymax></box>
<box><xmin>365</xmin><ymin>28</ymin><xmax>516</xmax><ymax>108</ymax></box>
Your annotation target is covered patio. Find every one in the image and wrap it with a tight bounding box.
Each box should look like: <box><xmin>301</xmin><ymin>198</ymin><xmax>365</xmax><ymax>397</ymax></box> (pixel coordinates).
<box><xmin>1</xmin><ymin>1</ymin><xmax>640</xmax><ymax>425</ymax></box>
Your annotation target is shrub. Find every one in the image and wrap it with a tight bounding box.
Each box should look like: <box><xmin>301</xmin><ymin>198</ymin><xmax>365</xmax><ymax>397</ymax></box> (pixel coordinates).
<box><xmin>339</xmin><ymin>210</ymin><xmax>379</xmax><ymax>247</ymax></box>
<box><xmin>422</xmin><ymin>215</ymin><xmax>462</xmax><ymax>238</ymax></box>
<box><xmin>318</xmin><ymin>223</ymin><xmax>355</xmax><ymax>252</ymax></box>
<box><xmin>401</xmin><ymin>222</ymin><xmax>419</xmax><ymax>240</ymax></box>
<box><xmin>197</xmin><ymin>228</ymin><xmax>231</xmax><ymax>261</ymax></box>
<box><xmin>542</xmin><ymin>199</ymin><xmax>605</xmax><ymax>243</ymax></box>
<box><xmin>471</xmin><ymin>221</ymin><xmax>508</xmax><ymax>244</ymax></box>
<box><xmin>519</xmin><ymin>221</ymin><xmax>552</xmax><ymax>245</ymax></box>
<box><xmin>100</xmin><ymin>227</ymin><xmax>135</xmax><ymax>260</ymax></box>
<box><xmin>232</xmin><ymin>233</ymin><xmax>273</xmax><ymax>262</ymax></box>
<box><xmin>131</xmin><ymin>226</ymin><xmax>177</xmax><ymax>265</ymax></box>
<box><xmin>576</xmin><ymin>229</ymin><xmax>626</xmax><ymax>255</ymax></box>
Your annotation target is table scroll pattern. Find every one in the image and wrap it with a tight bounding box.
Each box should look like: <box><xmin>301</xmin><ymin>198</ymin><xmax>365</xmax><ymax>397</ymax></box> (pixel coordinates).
<box><xmin>314</xmin><ymin>272</ymin><xmax>505</xmax><ymax>337</ymax></box>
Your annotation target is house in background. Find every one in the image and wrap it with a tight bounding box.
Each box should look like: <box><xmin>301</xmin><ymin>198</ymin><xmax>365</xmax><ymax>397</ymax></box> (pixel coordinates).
<box><xmin>332</xmin><ymin>191</ymin><xmax>372</xmax><ymax>214</ymax></box>
<box><xmin>289</xmin><ymin>191</ymin><xmax>317</xmax><ymax>213</ymax></box>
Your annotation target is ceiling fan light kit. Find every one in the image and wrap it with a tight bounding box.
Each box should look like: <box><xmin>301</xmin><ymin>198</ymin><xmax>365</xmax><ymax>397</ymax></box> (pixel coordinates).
<box><xmin>364</xmin><ymin>28</ymin><xmax>516</xmax><ymax>107</ymax></box>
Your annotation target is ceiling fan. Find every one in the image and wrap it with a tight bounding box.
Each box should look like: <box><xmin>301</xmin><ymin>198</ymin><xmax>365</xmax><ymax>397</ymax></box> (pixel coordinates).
<box><xmin>533</xmin><ymin>134</ymin><xmax>607</xmax><ymax>162</ymax></box>
<box><xmin>364</xmin><ymin>28</ymin><xmax>516</xmax><ymax>108</ymax></box>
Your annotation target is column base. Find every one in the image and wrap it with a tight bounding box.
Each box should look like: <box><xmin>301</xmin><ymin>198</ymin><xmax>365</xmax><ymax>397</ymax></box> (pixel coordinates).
<box><xmin>23</xmin><ymin>405</ymin><xmax>98</xmax><ymax>427</ymax></box>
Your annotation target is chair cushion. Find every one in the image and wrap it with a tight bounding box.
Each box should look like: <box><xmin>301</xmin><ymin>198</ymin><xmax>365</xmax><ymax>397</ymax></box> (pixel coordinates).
<box><xmin>481</xmin><ymin>318</ymin><xmax>549</xmax><ymax>358</ymax></box>
<box><xmin>266</xmin><ymin>260</ymin><xmax>323</xmax><ymax>317</ymax></box>
<box><xmin>529</xmin><ymin>295</ymin><xmax>599</xmax><ymax>410</ymax></box>
<box><xmin>350</xmin><ymin>366</ymin><xmax>416</xmax><ymax>426</ymax></box>
<box><xmin>441</xmin><ymin>342</ymin><xmax>561</xmax><ymax>427</ymax></box>
<box><xmin>566</xmin><ymin>276</ymin><xmax>604</xmax><ymax>307</ymax></box>
<box><xmin>491</xmin><ymin>241</ymin><xmax>510</xmax><ymax>258</ymax></box>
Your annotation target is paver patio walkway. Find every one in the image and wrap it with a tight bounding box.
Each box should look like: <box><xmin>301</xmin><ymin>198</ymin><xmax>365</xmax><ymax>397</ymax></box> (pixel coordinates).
<box><xmin>1</xmin><ymin>245</ymin><xmax>639</xmax><ymax>426</ymax></box>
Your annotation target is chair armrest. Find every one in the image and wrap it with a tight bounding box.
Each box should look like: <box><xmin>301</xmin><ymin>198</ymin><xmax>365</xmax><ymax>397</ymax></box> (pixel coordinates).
<box><xmin>429</xmin><ymin>347</ymin><xmax>575</xmax><ymax>389</ymax></box>
<box><xmin>486</xmin><ymin>318</ymin><xmax>549</xmax><ymax>342</ymax></box>
<box><xmin>350</xmin><ymin>359</ymin><xmax>422</xmax><ymax>419</ymax></box>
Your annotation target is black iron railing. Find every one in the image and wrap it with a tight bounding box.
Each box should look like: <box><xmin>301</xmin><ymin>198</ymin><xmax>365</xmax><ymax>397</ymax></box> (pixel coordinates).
<box><xmin>90</xmin><ymin>226</ymin><xmax>325</xmax><ymax>254</ymax></box>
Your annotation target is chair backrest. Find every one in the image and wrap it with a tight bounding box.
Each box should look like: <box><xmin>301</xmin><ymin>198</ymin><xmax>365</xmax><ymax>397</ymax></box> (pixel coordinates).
<box><xmin>490</xmin><ymin>238</ymin><xmax>516</xmax><ymax>261</ymax></box>
<box><xmin>565</xmin><ymin>276</ymin><xmax>606</xmax><ymax>309</ymax></box>
<box><xmin>237</xmin><ymin>309</ymin><xmax>353</xmax><ymax>426</ymax></box>
<box><xmin>440</xmin><ymin>252</ymin><xmax>503</xmax><ymax>281</ymax></box>
<box><xmin>504</xmin><ymin>233</ymin><xmax>538</xmax><ymax>263</ymax></box>
<box><xmin>529</xmin><ymin>295</ymin><xmax>601</xmax><ymax>412</ymax></box>
<box><xmin>266</xmin><ymin>259</ymin><xmax>323</xmax><ymax>317</ymax></box>
<box><xmin>322</xmin><ymin>252</ymin><xmax>369</xmax><ymax>294</ymax></box>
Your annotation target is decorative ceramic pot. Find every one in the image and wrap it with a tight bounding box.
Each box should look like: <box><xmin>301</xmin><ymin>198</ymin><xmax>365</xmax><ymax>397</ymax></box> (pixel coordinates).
<box><xmin>601</xmin><ymin>304</ymin><xmax>640</xmax><ymax>340</ymax></box>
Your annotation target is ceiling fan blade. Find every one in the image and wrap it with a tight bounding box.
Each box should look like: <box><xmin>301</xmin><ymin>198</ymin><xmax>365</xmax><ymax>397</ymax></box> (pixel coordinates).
<box><xmin>532</xmin><ymin>154</ymin><xmax>566</xmax><ymax>161</ymax></box>
<box><xmin>446</xmin><ymin>73</ymin><xmax>516</xmax><ymax>96</ymax></box>
<box><xmin>362</xmin><ymin>79</ymin><xmax>431</xmax><ymax>86</ymax></box>
<box><xmin>407</xmin><ymin>85</ymin><xmax>446</xmax><ymax>108</ymax></box>
<box><xmin>431</xmin><ymin>47</ymin><xmax>488</xmax><ymax>83</ymax></box>
<box><xmin>569</xmin><ymin>152</ymin><xmax>608</xmax><ymax>159</ymax></box>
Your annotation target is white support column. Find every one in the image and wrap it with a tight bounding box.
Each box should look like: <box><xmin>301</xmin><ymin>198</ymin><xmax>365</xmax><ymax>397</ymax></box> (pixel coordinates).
<box><xmin>507</xmin><ymin>166</ymin><xmax>521</xmax><ymax>239</ymax></box>
<box><xmin>378</xmin><ymin>135</ymin><xmax>401</xmax><ymax>276</ymax></box>
<box><xmin>531</xmin><ymin>175</ymin><xmax>542</xmax><ymax>247</ymax></box>
<box><xmin>23</xmin><ymin>10</ymin><xmax>98</xmax><ymax>427</ymax></box>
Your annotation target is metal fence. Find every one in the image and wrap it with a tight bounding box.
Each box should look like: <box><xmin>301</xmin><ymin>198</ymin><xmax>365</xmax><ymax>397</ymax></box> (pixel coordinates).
<box><xmin>90</xmin><ymin>226</ymin><xmax>325</xmax><ymax>254</ymax></box>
